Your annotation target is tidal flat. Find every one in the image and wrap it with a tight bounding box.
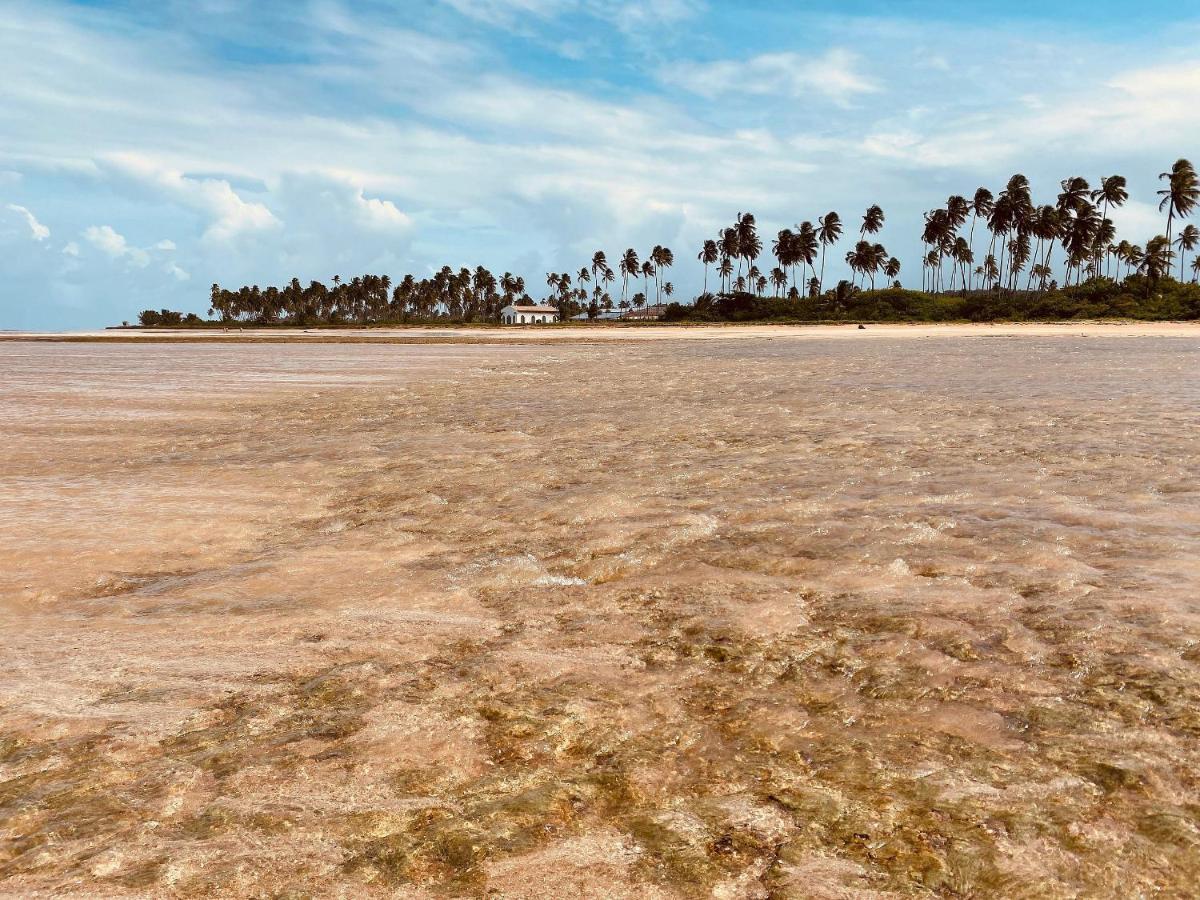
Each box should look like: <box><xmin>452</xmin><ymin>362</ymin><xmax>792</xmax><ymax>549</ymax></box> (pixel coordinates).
<box><xmin>2</xmin><ymin>332</ymin><xmax>1199</xmax><ymax>897</ymax></box>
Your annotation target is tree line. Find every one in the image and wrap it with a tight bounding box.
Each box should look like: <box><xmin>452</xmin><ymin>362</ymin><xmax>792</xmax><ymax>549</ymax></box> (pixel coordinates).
<box><xmin>140</xmin><ymin>159</ymin><xmax>1200</xmax><ymax>326</ymax></box>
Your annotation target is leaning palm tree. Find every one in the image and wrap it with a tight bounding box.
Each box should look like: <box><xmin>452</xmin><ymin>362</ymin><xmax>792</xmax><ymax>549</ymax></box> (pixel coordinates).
<box><xmin>968</xmin><ymin>188</ymin><xmax>994</xmax><ymax>264</ymax></box>
<box><xmin>1176</xmin><ymin>224</ymin><xmax>1199</xmax><ymax>281</ymax></box>
<box><xmin>1158</xmin><ymin>159</ymin><xmax>1199</xmax><ymax>244</ymax></box>
<box><xmin>698</xmin><ymin>239</ymin><xmax>718</xmax><ymax>295</ymax></box>
<box><xmin>640</xmin><ymin>260</ymin><xmax>655</xmax><ymax>302</ymax></box>
<box><xmin>860</xmin><ymin>205</ymin><xmax>885</xmax><ymax>240</ymax></box>
<box><xmin>816</xmin><ymin>211</ymin><xmax>842</xmax><ymax>294</ymax></box>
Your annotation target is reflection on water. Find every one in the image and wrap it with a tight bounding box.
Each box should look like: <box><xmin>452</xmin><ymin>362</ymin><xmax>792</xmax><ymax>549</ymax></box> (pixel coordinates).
<box><xmin>1</xmin><ymin>336</ymin><xmax>1199</xmax><ymax>897</ymax></box>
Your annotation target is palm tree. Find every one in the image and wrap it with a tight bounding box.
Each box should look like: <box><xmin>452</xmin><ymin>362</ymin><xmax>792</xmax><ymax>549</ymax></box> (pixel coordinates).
<box><xmin>1090</xmin><ymin>175</ymin><xmax>1127</xmax><ymax>270</ymax></box>
<box><xmin>816</xmin><ymin>211</ymin><xmax>842</xmax><ymax>294</ymax></box>
<box><xmin>640</xmin><ymin>260</ymin><xmax>654</xmax><ymax>303</ymax></box>
<box><xmin>1192</xmin><ymin>256</ymin><xmax>1200</xmax><ymax>284</ymax></box>
<box><xmin>773</xmin><ymin>228</ymin><xmax>795</xmax><ymax>288</ymax></box>
<box><xmin>1158</xmin><ymin>159</ymin><xmax>1199</xmax><ymax>244</ymax></box>
<box><xmin>663</xmin><ymin>282</ymin><xmax>674</xmax><ymax>302</ymax></box>
<box><xmin>884</xmin><ymin>256</ymin><xmax>900</xmax><ymax>284</ymax></box>
<box><xmin>1058</xmin><ymin>176</ymin><xmax>1091</xmax><ymax>214</ymax></box>
<box><xmin>922</xmin><ymin>209</ymin><xmax>951</xmax><ymax>291</ymax></box>
<box><xmin>951</xmin><ymin>237</ymin><xmax>973</xmax><ymax>293</ymax></box>
<box><xmin>1175</xmin><ymin>224</ymin><xmax>1199</xmax><ymax>281</ymax></box>
<box><xmin>1140</xmin><ymin>235</ymin><xmax>1175</xmax><ymax>290</ymax></box>
<box><xmin>860</xmin><ymin>205</ymin><xmax>885</xmax><ymax>240</ymax></box>
<box><xmin>698</xmin><ymin>239</ymin><xmax>718</xmax><ymax>295</ymax></box>
<box><xmin>795</xmin><ymin>222</ymin><xmax>817</xmax><ymax>292</ymax></box>
<box><xmin>736</xmin><ymin>213</ymin><xmax>761</xmax><ymax>280</ymax></box>
<box><xmin>619</xmin><ymin>249</ymin><xmax>639</xmax><ymax>303</ymax></box>
<box><xmin>720</xmin><ymin>227</ymin><xmax>740</xmax><ymax>288</ymax></box>
<box><xmin>651</xmin><ymin>245</ymin><xmax>673</xmax><ymax>303</ymax></box>
<box><xmin>718</xmin><ymin>257</ymin><xmax>733</xmax><ymax>293</ymax></box>
<box><xmin>591</xmin><ymin>251</ymin><xmax>608</xmax><ymax>299</ymax></box>
<box><xmin>968</xmin><ymin>188</ymin><xmax>994</xmax><ymax>266</ymax></box>
<box><xmin>770</xmin><ymin>266</ymin><xmax>787</xmax><ymax>297</ymax></box>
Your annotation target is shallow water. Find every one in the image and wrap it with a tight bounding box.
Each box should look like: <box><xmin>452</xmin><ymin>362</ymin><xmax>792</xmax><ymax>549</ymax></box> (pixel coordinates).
<box><xmin>2</xmin><ymin>336</ymin><xmax>1199</xmax><ymax>897</ymax></box>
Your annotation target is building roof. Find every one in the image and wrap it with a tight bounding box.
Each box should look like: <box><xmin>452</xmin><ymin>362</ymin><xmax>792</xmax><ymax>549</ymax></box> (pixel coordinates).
<box><xmin>504</xmin><ymin>304</ymin><xmax>559</xmax><ymax>313</ymax></box>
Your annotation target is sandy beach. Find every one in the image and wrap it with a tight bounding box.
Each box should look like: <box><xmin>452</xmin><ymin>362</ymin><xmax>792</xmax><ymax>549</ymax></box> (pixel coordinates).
<box><xmin>2</xmin><ymin>331</ymin><xmax>1199</xmax><ymax>897</ymax></box>
<box><xmin>5</xmin><ymin>320</ymin><xmax>1200</xmax><ymax>344</ymax></box>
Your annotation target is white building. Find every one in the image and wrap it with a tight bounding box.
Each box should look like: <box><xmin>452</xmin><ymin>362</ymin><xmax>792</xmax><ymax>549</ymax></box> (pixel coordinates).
<box><xmin>501</xmin><ymin>304</ymin><xmax>559</xmax><ymax>324</ymax></box>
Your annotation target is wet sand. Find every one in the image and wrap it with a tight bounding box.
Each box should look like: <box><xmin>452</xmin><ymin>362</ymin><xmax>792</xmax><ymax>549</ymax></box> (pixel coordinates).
<box><xmin>2</xmin><ymin>334</ymin><xmax>1199</xmax><ymax>897</ymax></box>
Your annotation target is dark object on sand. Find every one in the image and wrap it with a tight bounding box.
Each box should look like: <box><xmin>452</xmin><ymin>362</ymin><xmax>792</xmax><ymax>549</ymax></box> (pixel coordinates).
<box><xmin>858</xmin><ymin>324</ymin><xmax>866</xmax><ymax>329</ymax></box>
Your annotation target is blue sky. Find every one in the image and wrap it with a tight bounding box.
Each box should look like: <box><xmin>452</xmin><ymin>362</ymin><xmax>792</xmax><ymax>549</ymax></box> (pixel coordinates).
<box><xmin>2</xmin><ymin>0</ymin><xmax>1198</xmax><ymax>328</ymax></box>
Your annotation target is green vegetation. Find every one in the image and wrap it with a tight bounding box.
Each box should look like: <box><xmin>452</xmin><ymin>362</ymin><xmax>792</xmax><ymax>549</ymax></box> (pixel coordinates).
<box><xmin>664</xmin><ymin>278</ymin><xmax>1200</xmax><ymax>323</ymax></box>
<box><xmin>137</xmin><ymin>160</ymin><xmax>1200</xmax><ymax>326</ymax></box>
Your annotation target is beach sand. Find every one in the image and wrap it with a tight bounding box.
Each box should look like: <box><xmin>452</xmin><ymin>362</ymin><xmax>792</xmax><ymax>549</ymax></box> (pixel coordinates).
<box><xmin>6</xmin><ymin>320</ymin><xmax>1200</xmax><ymax>343</ymax></box>
<box><xmin>2</xmin><ymin>330</ymin><xmax>1199</xmax><ymax>897</ymax></box>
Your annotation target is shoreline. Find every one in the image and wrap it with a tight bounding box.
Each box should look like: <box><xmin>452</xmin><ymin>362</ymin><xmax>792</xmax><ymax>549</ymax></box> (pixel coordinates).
<box><xmin>4</xmin><ymin>320</ymin><xmax>1200</xmax><ymax>343</ymax></box>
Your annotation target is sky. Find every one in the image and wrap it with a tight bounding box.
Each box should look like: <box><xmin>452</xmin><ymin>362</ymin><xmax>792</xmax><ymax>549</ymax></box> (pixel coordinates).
<box><xmin>1</xmin><ymin>0</ymin><xmax>1198</xmax><ymax>329</ymax></box>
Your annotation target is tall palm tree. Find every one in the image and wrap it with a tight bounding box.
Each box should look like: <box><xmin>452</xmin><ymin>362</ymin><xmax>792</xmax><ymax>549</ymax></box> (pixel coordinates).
<box><xmin>698</xmin><ymin>239</ymin><xmax>718</xmax><ymax>295</ymax></box>
<box><xmin>1192</xmin><ymin>256</ymin><xmax>1200</xmax><ymax>284</ymax></box>
<box><xmin>640</xmin><ymin>259</ymin><xmax>654</xmax><ymax>303</ymax></box>
<box><xmin>1158</xmin><ymin>159</ymin><xmax>1199</xmax><ymax>244</ymax></box>
<box><xmin>816</xmin><ymin>211</ymin><xmax>842</xmax><ymax>294</ymax></box>
<box><xmin>773</xmin><ymin>228</ymin><xmax>795</xmax><ymax>288</ymax></box>
<box><xmin>736</xmin><ymin>213</ymin><xmax>761</xmax><ymax>281</ymax></box>
<box><xmin>1089</xmin><ymin>175</ymin><xmax>1127</xmax><ymax>270</ymax></box>
<box><xmin>651</xmin><ymin>245</ymin><xmax>673</xmax><ymax>303</ymax></box>
<box><xmin>795</xmin><ymin>222</ymin><xmax>818</xmax><ymax>293</ymax></box>
<box><xmin>968</xmin><ymin>188</ymin><xmax>994</xmax><ymax>267</ymax></box>
<box><xmin>591</xmin><ymin>251</ymin><xmax>608</xmax><ymax>299</ymax></box>
<box><xmin>619</xmin><ymin>249</ymin><xmax>639</xmax><ymax>303</ymax></box>
<box><xmin>720</xmin><ymin>227</ymin><xmax>740</xmax><ymax>286</ymax></box>
<box><xmin>1175</xmin><ymin>224</ymin><xmax>1199</xmax><ymax>281</ymax></box>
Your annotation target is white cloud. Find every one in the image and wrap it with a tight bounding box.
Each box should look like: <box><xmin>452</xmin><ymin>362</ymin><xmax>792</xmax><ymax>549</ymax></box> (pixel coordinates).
<box><xmin>664</xmin><ymin>48</ymin><xmax>877</xmax><ymax>105</ymax></box>
<box><xmin>165</xmin><ymin>262</ymin><xmax>190</xmax><ymax>281</ymax></box>
<box><xmin>83</xmin><ymin>225</ymin><xmax>150</xmax><ymax>267</ymax></box>
<box><xmin>439</xmin><ymin>0</ymin><xmax>566</xmax><ymax>27</ymax></box>
<box><xmin>155</xmin><ymin>239</ymin><xmax>176</xmax><ymax>250</ymax></box>
<box><xmin>6</xmin><ymin>203</ymin><xmax>50</xmax><ymax>241</ymax></box>
<box><xmin>860</xmin><ymin>60</ymin><xmax>1200</xmax><ymax>170</ymax></box>
<box><xmin>62</xmin><ymin>241</ymin><xmax>79</xmax><ymax>256</ymax></box>
<box><xmin>101</xmin><ymin>153</ymin><xmax>280</xmax><ymax>242</ymax></box>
